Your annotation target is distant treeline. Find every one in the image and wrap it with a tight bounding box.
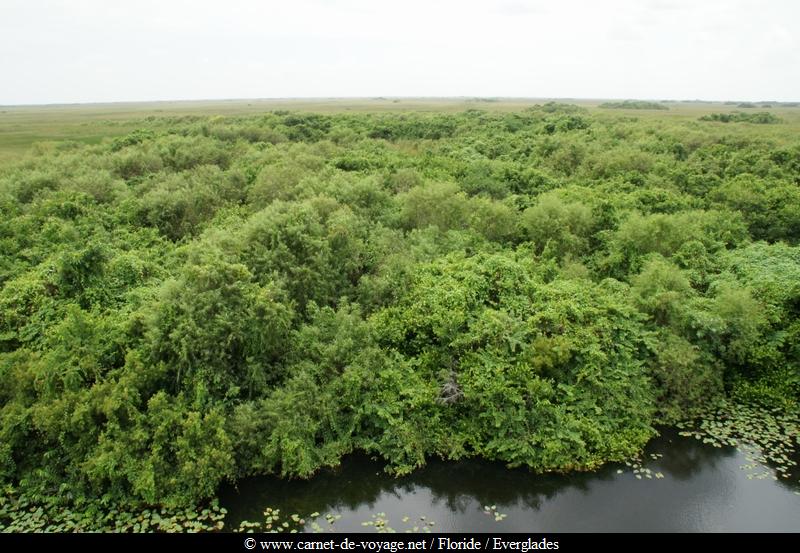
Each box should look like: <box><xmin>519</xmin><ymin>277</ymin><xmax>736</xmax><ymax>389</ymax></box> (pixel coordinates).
<box><xmin>700</xmin><ymin>112</ymin><xmax>783</xmax><ymax>124</ymax></box>
<box><xmin>599</xmin><ymin>100</ymin><xmax>669</xmax><ymax>110</ymax></box>
<box><xmin>724</xmin><ymin>101</ymin><xmax>800</xmax><ymax>108</ymax></box>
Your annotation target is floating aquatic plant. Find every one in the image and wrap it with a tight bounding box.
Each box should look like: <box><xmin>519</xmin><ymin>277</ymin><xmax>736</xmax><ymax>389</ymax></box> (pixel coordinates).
<box><xmin>483</xmin><ymin>504</ymin><xmax>507</xmax><ymax>522</ymax></box>
<box><xmin>676</xmin><ymin>400</ymin><xmax>799</xmax><ymax>482</ymax></box>
<box><xmin>0</xmin><ymin>492</ymin><xmax>227</xmax><ymax>533</ymax></box>
<box><xmin>619</xmin><ymin>454</ymin><xmax>662</xmax><ymax>481</ymax></box>
<box><xmin>238</xmin><ymin>508</ymin><xmax>439</xmax><ymax>533</ymax></box>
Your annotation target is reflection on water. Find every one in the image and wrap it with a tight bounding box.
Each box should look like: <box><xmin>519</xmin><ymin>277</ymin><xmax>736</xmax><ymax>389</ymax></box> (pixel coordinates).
<box><xmin>219</xmin><ymin>428</ymin><xmax>800</xmax><ymax>532</ymax></box>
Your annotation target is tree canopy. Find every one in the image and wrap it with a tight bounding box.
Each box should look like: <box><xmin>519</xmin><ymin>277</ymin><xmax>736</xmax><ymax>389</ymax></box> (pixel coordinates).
<box><xmin>1</xmin><ymin>105</ymin><xmax>798</xmax><ymax>509</ymax></box>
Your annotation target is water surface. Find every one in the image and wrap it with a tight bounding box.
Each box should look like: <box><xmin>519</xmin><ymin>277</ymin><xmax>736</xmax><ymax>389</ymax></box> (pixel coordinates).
<box><xmin>220</xmin><ymin>429</ymin><xmax>800</xmax><ymax>532</ymax></box>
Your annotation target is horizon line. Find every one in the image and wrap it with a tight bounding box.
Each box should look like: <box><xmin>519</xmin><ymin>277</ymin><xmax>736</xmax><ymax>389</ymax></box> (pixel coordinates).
<box><xmin>2</xmin><ymin>96</ymin><xmax>798</xmax><ymax>109</ymax></box>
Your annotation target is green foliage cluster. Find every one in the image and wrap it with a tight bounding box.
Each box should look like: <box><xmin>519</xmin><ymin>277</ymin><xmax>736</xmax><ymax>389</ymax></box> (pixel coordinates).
<box><xmin>700</xmin><ymin>112</ymin><xmax>783</xmax><ymax>124</ymax></box>
<box><xmin>1</xmin><ymin>105</ymin><xmax>799</xmax><ymax>514</ymax></box>
<box><xmin>599</xmin><ymin>100</ymin><xmax>669</xmax><ymax>110</ymax></box>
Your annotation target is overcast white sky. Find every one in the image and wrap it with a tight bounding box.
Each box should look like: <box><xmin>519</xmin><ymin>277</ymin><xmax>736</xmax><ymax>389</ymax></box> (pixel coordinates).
<box><xmin>1</xmin><ymin>0</ymin><xmax>798</xmax><ymax>105</ymax></box>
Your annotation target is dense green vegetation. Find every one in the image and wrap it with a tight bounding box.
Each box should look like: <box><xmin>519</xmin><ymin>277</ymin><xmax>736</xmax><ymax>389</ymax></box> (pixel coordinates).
<box><xmin>1</xmin><ymin>104</ymin><xmax>799</xmax><ymax>519</ymax></box>
<box><xmin>599</xmin><ymin>100</ymin><xmax>668</xmax><ymax>110</ymax></box>
<box><xmin>700</xmin><ymin>112</ymin><xmax>783</xmax><ymax>124</ymax></box>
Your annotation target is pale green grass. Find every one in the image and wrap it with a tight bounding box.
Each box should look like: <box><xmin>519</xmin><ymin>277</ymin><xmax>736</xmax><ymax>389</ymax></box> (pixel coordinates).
<box><xmin>2</xmin><ymin>97</ymin><xmax>798</xmax><ymax>164</ymax></box>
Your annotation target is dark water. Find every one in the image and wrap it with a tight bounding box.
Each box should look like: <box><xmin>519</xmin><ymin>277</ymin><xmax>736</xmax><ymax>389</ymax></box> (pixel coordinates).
<box><xmin>219</xmin><ymin>429</ymin><xmax>800</xmax><ymax>532</ymax></box>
